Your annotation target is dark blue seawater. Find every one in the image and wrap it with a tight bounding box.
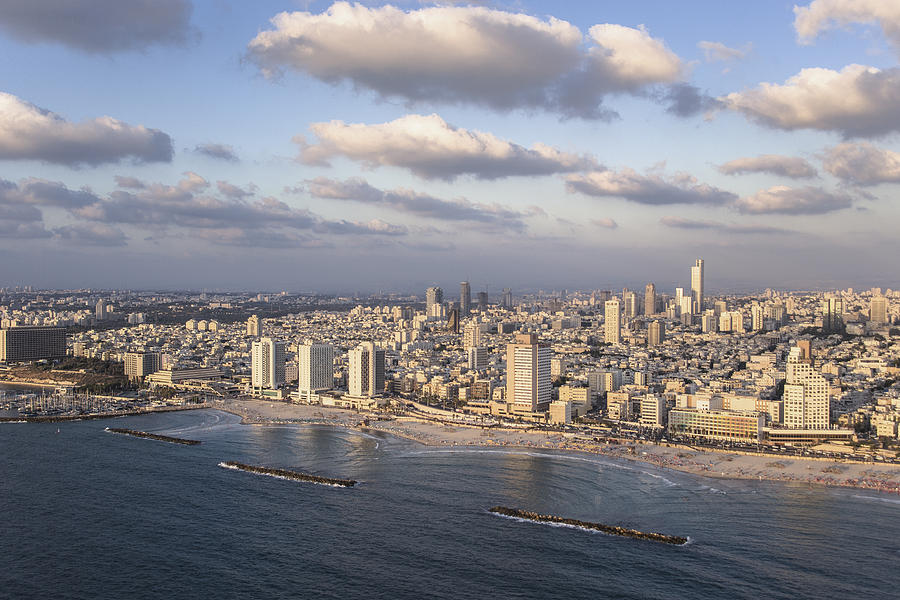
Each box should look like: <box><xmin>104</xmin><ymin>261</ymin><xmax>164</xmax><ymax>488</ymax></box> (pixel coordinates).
<box><xmin>2</xmin><ymin>409</ymin><xmax>899</xmax><ymax>600</ymax></box>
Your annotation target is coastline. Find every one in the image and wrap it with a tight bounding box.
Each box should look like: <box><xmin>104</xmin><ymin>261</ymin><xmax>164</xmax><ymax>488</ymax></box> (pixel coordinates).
<box><xmin>215</xmin><ymin>399</ymin><xmax>900</xmax><ymax>495</ymax></box>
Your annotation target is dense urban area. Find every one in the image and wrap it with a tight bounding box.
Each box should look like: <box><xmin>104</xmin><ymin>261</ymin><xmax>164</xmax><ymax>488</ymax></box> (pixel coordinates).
<box><xmin>3</xmin><ymin>260</ymin><xmax>900</xmax><ymax>464</ymax></box>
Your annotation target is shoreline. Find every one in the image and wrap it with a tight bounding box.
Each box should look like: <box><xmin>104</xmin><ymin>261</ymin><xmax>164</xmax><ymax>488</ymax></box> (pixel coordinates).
<box><xmin>213</xmin><ymin>399</ymin><xmax>900</xmax><ymax>495</ymax></box>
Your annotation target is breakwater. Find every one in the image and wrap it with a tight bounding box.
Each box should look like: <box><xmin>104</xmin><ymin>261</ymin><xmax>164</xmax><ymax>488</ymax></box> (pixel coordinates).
<box><xmin>488</xmin><ymin>506</ymin><xmax>687</xmax><ymax>545</ymax></box>
<box><xmin>105</xmin><ymin>427</ymin><xmax>201</xmax><ymax>445</ymax></box>
<box><xmin>219</xmin><ymin>461</ymin><xmax>356</xmax><ymax>487</ymax></box>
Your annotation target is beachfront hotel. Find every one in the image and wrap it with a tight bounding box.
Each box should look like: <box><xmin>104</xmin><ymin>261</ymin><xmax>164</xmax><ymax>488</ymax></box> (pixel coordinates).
<box><xmin>668</xmin><ymin>408</ymin><xmax>766</xmax><ymax>443</ymax></box>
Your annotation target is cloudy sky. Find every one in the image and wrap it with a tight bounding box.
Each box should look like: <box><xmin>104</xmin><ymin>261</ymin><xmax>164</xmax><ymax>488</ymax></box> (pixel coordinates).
<box><xmin>1</xmin><ymin>0</ymin><xmax>899</xmax><ymax>293</ymax></box>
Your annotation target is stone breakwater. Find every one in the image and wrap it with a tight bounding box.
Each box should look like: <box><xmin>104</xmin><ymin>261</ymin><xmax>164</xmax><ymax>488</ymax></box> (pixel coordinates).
<box><xmin>488</xmin><ymin>506</ymin><xmax>688</xmax><ymax>545</ymax></box>
<box><xmin>219</xmin><ymin>461</ymin><xmax>357</xmax><ymax>487</ymax></box>
<box><xmin>105</xmin><ymin>428</ymin><xmax>201</xmax><ymax>445</ymax></box>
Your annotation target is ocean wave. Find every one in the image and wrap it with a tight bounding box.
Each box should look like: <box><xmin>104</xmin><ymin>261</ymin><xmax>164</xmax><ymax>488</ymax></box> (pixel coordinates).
<box><xmin>852</xmin><ymin>494</ymin><xmax>900</xmax><ymax>505</ymax></box>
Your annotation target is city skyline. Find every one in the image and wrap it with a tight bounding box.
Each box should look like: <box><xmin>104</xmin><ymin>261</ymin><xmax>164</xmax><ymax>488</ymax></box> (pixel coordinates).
<box><xmin>2</xmin><ymin>1</ymin><xmax>900</xmax><ymax>291</ymax></box>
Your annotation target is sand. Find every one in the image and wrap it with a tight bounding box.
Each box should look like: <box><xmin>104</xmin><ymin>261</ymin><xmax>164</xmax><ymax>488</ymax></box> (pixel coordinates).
<box><xmin>216</xmin><ymin>399</ymin><xmax>900</xmax><ymax>494</ymax></box>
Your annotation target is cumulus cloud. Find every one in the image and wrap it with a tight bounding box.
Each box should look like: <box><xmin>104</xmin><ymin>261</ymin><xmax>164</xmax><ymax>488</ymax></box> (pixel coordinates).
<box><xmin>697</xmin><ymin>40</ymin><xmax>751</xmax><ymax>62</ymax></box>
<box><xmin>822</xmin><ymin>142</ymin><xmax>900</xmax><ymax>185</ymax></box>
<box><xmin>0</xmin><ymin>92</ymin><xmax>173</xmax><ymax>165</ymax></box>
<box><xmin>566</xmin><ymin>168</ymin><xmax>737</xmax><ymax>206</ymax></box>
<box><xmin>720</xmin><ymin>64</ymin><xmax>900</xmax><ymax>138</ymax></box>
<box><xmin>53</xmin><ymin>223</ymin><xmax>127</xmax><ymax>246</ymax></box>
<box><xmin>73</xmin><ymin>173</ymin><xmax>406</xmax><ymax>241</ymax></box>
<box><xmin>194</xmin><ymin>143</ymin><xmax>239</xmax><ymax>162</ymax></box>
<box><xmin>0</xmin><ymin>221</ymin><xmax>52</xmax><ymax>239</ymax></box>
<box><xmin>718</xmin><ymin>154</ymin><xmax>818</xmax><ymax>178</ymax></box>
<box><xmin>0</xmin><ymin>0</ymin><xmax>195</xmax><ymax>53</ymax></box>
<box><xmin>734</xmin><ymin>185</ymin><xmax>853</xmax><ymax>214</ymax></box>
<box><xmin>660</xmin><ymin>83</ymin><xmax>721</xmax><ymax>117</ymax></box>
<box><xmin>660</xmin><ymin>216</ymin><xmax>790</xmax><ymax>234</ymax></box>
<box><xmin>0</xmin><ymin>177</ymin><xmax>100</xmax><ymax>208</ymax></box>
<box><xmin>591</xmin><ymin>217</ymin><xmax>618</xmax><ymax>229</ymax></box>
<box><xmin>306</xmin><ymin>177</ymin><xmax>527</xmax><ymax>231</ymax></box>
<box><xmin>248</xmin><ymin>2</ymin><xmax>684</xmax><ymax>119</ymax></box>
<box><xmin>299</xmin><ymin>114</ymin><xmax>598</xmax><ymax>180</ymax></box>
<box><xmin>794</xmin><ymin>1</ymin><xmax>900</xmax><ymax>52</ymax></box>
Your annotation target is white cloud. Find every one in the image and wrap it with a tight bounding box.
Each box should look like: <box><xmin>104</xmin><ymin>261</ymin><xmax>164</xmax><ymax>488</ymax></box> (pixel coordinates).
<box><xmin>718</xmin><ymin>154</ymin><xmax>817</xmax><ymax>178</ymax></box>
<box><xmin>248</xmin><ymin>2</ymin><xmax>684</xmax><ymax>119</ymax></box>
<box><xmin>194</xmin><ymin>143</ymin><xmax>238</xmax><ymax>162</ymax></box>
<box><xmin>299</xmin><ymin>114</ymin><xmax>598</xmax><ymax>180</ymax></box>
<box><xmin>591</xmin><ymin>217</ymin><xmax>618</xmax><ymax>229</ymax></box>
<box><xmin>0</xmin><ymin>0</ymin><xmax>195</xmax><ymax>53</ymax></box>
<box><xmin>660</xmin><ymin>216</ymin><xmax>791</xmax><ymax>234</ymax></box>
<box><xmin>794</xmin><ymin>1</ymin><xmax>900</xmax><ymax>52</ymax></box>
<box><xmin>720</xmin><ymin>64</ymin><xmax>900</xmax><ymax>138</ymax></box>
<box><xmin>0</xmin><ymin>92</ymin><xmax>172</xmax><ymax>165</ymax></box>
<box><xmin>822</xmin><ymin>142</ymin><xmax>900</xmax><ymax>185</ymax></box>
<box><xmin>307</xmin><ymin>176</ymin><xmax>528</xmax><ymax>231</ymax></box>
<box><xmin>697</xmin><ymin>40</ymin><xmax>751</xmax><ymax>62</ymax></box>
<box><xmin>734</xmin><ymin>185</ymin><xmax>852</xmax><ymax>214</ymax></box>
<box><xmin>566</xmin><ymin>168</ymin><xmax>737</xmax><ymax>206</ymax></box>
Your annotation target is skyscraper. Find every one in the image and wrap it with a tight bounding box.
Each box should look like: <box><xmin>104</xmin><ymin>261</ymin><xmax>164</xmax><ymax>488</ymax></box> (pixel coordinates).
<box><xmin>349</xmin><ymin>342</ymin><xmax>384</xmax><ymax>398</ymax></box>
<box><xmin>426</xmin><ymin>286</ymin><xmax>443</xmax><ymax>316</ymax></box>
<box><xmin>604</xmin><ymin>299</ymin><xmax>621</xmax><ymax>345</ymax></box>
<box><xmin>505</xmin><ymin>333</ymin><xmax>551</xmax><ymax>412</ymax></box>
<box><xmin>784</xmin><ymin>346</ymin><xmax>829</xmax><ymax>429</ymax></box>
<box><xmin>246</xmin><ymin>314</ymin><xmax>261</xmax><ymax>337</ymax></box>
<box><xmin>297</xmin><ymin>342</ymin><xmax>334</xmax><ymax>392</ymax></box>
<box><xmin>623</xmin><ymin>290</ymin><xmax>637</xmax><ymax>318</ymax></box>
<box><xmin>477</xmin><ymin>291</ymin><xmax>488</xmax><ymax>311</ymax></box>
<box><xmin>751</xmin><ymin>303</ymin><xmax>764</xmax><ymax>331</ymax></box>
<box><xmin>463</xmin><ymin>322</ymin><xmax>482</xmax><ymax>349</ymax></box>
<box><xmin>460</xmin><ymin>281</ymin><xmax>471</xmax><ymax>315</ymax></box>
<box><xmin>95</xmin><ymin>299</ymin><xmax>107</xmax><ymax>322</ymax></box>
<box><xmin>644</xmin><ymin>283</ymin><xmax>656</xmax><ymax>316</ymax></box>
<box><xmin>871</xmin><ymin>296</ymin><xmax>888</xmax><ymax>324</ymax></box>
<box><xmin>647</xmin><ymin>320</ymin><xmax>664</xmax><ymax>346</ymax></box>
<box><xmin>691</xmin><ymin>258</ymin><xmax>704</xmax><ymax>313</ymax></box>
<box><xmin>822</xmin><ymin>295</ymin><xmax>843</xmax><ymax>333</ymax></box>
<box><xmin>501</xmin><ymin>288</ymin><xmax>513</xmax><ymax>309</ymax></box>
<box><xmin>251</xmin><ymin>337</ymin><xmax>285</xmax><ymax>392</ymax></box>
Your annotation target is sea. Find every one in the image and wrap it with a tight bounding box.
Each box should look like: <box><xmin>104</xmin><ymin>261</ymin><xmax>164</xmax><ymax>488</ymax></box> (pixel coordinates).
<box><xmin>2</xmin><ymin>408</ymin><xmax>899</xmax><ymax>600</ymax></box>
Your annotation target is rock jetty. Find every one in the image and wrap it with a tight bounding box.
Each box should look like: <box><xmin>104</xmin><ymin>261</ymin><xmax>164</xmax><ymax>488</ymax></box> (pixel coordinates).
<box><xmin>105</xmin><ymin>427</ymin><xmax>201</xmax><ymax>445</ymax></box>
<box><xmin>488</xmin><ymin>506</ymin><xmax>687</xmax><ymax>545</ymax></box>
<box><xmin>219</xmin><ymin>461</ymin><xmax>357</xmax><ymax>487</ymax></box>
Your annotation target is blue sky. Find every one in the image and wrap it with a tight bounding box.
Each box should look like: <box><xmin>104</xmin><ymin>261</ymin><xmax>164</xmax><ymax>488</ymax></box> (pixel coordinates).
<box><xmin>1</xmin><ymin>0</ymin><xmax>899</xmax><ymax>293</ymax></box>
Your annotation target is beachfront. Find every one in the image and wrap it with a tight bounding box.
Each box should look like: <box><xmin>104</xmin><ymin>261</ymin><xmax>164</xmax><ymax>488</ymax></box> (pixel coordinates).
<box><xmin>218</xmin><ymin>399</ymin><xmax>900</xmax><ymax>494</ymax></box>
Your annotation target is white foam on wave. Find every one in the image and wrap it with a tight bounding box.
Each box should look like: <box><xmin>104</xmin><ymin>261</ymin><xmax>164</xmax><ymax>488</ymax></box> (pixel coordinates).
<box><xmin>0</xmin><ymin>420</ymin><xmax>27</xmax><ymax>424</ymax></box>
<box><xmin>217</xmin><ymin>462</ymin><xmax>350</xmax><ymax>488</ymax></box>
<box><xmin>402</xmin><ymin>447</ymin><xmax>636</xmax><ymax>473</ymax></box>
<box><xmin>488</xmin><ymin>511</ymin><xmax>690</xmax><ymax>545</ymax></box>
<box><xmin>852</xmin><ymin>494</ymin><xmax>900</xmax><ymax>505</ymax></box>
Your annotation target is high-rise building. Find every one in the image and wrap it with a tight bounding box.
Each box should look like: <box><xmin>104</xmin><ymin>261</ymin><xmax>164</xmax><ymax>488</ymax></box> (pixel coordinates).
<box><xmin>505</xmin><ymin>333</ymin><xmax>551</xmax><ymax>412</ymax></box>
<box><xmin>349</xmin><ymin>342</ymin><xmax>385</xmax><ymax>398</ymax></box>
<box><xmin>675</xmin><ymin>288</ymin><xmax>684</xmax><ymax>313</ymax></box>
<box><xmin>251</xmin><ymin>337</ymin><xmax>285</xmax><ymax>392</ymax></box>
<box><xmin>124</xmin><ymin>352</ymin><xmax>161</xmax><ymax>380</ymax></box>
<box><xmin>644</xmin><ymin>283</ymin><xmax>656</xmax><ymax>316</ymax></box>
<box><xmin>647</xmin><ymin>320</ymin><xmax>664</xmax><ymax>346</ymax></box>
<box><xmin>463</xmin><ymin>323</ymin><xmax>482</xmax><ymax>349</ymax></box>
<box><xmin>477</xmin><ymin>291</ymin><xmax>489</xmax><ymax>311</ymax></box>
<box><xmin>460</xmin><ymin>281</ymin><xmax>471</xmax><ymax>315</ymax></box>
<box><xmin>604</xmin><ymin>299</ymin><xmax>621</xmax><ymax>345</ymax></box>
<box><xmin>467</xmin><ymin>346</ymin><xmax>488</xmax><ymax>370</ymax></box>
<box><xmin>297</xmin><ymin>342</ymin><xmax>333</xmax><ymax>392</ymax></box>
<box><xmin>784</xmin><ymin>346</ymin><xmax>829</xmax><ymax>429</ymax></box>
<box><xmin>821</xmin><ymin>295</ymin><xmax>843</xmax><ymax>333</ymax></box>
<box><xmin>501</xmin><ymin>288</ymin><xmax>513</xmax><ymax>309</ymax></box>
<box><xmin>691</xmin><ymin>258</ymin><xmax>704</xmax><ymax>313</ymax></box>
<box><xmin>751</xmin><ymin>303</ymin><xmax>764</xmax><ymax>331</ymax></box>
<box><xmin>426</xmin><ymin>287</ymin><xmax>443</xmax><ymax>315</ymax></box>
<box><xmin>95</xmin><ymin>299</ymin><xmax>107</xmax><ymax>322</ymax></box>
<box><xmin>246</xmin><ymin>314</ymin><xmax>261</xmax><ymax>337</ymax></box>
<box><xmin>0</xmin><ymin>326</ymin><xmax>67</xmax><ymax>363</ymax></box>
<box><xmin>871</xmin><ymin>296</ymin><xmax>888</xmax><ymax>324</ymax></box>
<box><xmin>623</xmin><ymin>290</ymin><xmax>638</xmax><ymax>318</ymax></box>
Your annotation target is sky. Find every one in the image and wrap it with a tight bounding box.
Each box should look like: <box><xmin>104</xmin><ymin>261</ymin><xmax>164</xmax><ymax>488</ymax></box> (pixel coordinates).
<box><xmin>1</xmin><ymin>0</ymin><xmax>900</xmax><ymax>294</ymax></box>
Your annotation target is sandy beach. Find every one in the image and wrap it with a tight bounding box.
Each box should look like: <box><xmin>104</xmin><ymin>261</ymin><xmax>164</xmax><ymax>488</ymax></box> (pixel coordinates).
<box><xmin>217</xmin><ymin>398</ymin><xmax>900</xmax><ymax>494</ymax></box>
